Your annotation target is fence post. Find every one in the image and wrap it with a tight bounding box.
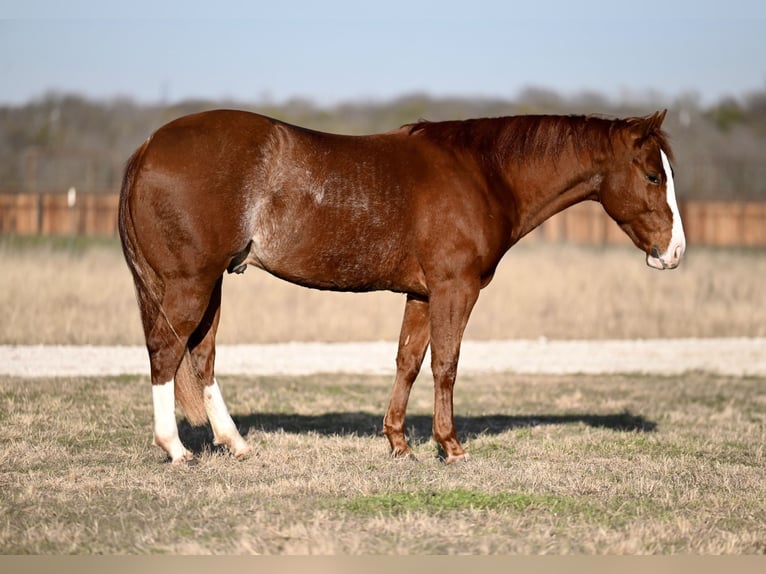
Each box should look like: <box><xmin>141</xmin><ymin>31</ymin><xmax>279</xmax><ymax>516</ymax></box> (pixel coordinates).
<box><xmin>67</xmin><ymin>187</ymin><xmax>77</xmax><ymax>240</ymax></box>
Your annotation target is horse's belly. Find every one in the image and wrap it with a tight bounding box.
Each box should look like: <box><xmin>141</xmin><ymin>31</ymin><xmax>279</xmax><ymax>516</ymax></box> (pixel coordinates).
<box><xmin>254</xmin><ymin>249</ymin><xmax>408</xmax><ymax>292</ymax></box>
<box><xmin>248</xmin><ymin>222</ymin><xmax>414</xmax><ymax>293</ymax></box>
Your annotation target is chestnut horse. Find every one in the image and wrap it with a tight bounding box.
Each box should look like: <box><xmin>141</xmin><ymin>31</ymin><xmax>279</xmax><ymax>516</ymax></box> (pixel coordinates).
<box><xmin>119</xmin><ymin>109</ymin><xmax>685</xmax><ymax>464</ymax></box>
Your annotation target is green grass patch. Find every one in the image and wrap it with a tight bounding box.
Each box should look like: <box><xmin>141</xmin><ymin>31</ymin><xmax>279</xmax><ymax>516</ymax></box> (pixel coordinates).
<box><xmin>339</xmin><ymin>489</ymin><xmax>581</xmax><ymax>515</ymax></box>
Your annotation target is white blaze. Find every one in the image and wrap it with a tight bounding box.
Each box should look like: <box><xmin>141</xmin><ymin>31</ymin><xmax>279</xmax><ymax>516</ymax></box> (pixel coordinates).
<box><xmin>660</xmin><ymin>149</ymin><xmax>685</xmax><ymax>257</ymax></box>
<box><xmin>646</xmin><ymin>148</ymin><xmax>686</xmax><ymax>269</ymax></box>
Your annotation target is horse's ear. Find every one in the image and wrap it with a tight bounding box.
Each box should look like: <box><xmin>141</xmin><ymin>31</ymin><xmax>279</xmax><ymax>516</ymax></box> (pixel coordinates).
<box><xmin>648</xmin><ymin>109</ymin><xmax>667</xmax><ymax>130</ymax></box>
<box><xmin>630</xmin><ymin>109</ymin><xmax>667</xmax><ymax>146</ymax></box>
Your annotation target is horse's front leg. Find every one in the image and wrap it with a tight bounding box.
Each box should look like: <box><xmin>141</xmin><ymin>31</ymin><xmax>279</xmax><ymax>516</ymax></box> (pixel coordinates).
<box><xmin>428</xmin><ymin>277</ymin><xmax>480</xmax><ymax>463</ymax></box>
<box><xmin>383</xmin><ymin>295</ymin><xmax>430</xmax><ymax>458</ymax></box>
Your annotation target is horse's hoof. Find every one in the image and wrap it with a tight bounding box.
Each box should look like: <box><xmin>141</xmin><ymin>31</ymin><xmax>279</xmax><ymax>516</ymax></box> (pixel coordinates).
<box><xmin>168</xmin><ymin>448</ymin><xmax>195</xmax><ymax>465</ymax></box>
<box><xmin>233</xmin><ymin>444</ymin><xmax>254</xmax><ymax>461</ymax></box>
<box><xmin>169</xmin><ymin>453</ymin><xmax>198</xmax><ymax>466</ymax></box>
<box><xmin>214</xmin><ymin>434</ymin><xmax>253</xmax><ymax>461</ymax></box>
<box><xmin>444</xmin><ymin>452</ymin><xmax>470</xmax><ymax>465</ymax></box>
<box><xmin>390</xmin><ymin>447</ymin><xmax>418</xmax><ymax>462</ymax></box>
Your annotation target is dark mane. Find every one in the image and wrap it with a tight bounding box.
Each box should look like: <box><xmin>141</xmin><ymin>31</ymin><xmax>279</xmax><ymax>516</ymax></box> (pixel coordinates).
<box><xmin>404</xmin><ymin>114</ymin><xmax>673</xmax><ymax>163</ymax></box>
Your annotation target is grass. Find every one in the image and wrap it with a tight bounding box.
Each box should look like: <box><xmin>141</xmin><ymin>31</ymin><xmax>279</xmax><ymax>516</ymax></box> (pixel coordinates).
<box><xmin>1</xmin><ymin>236</ymin><xmax>765</xmax><ymax>345</ymax></box>
<box><xmin>1</xmin><ymin>371</ymin><xmax>764</xmax><ymax>554</ymax></box>
<box><xmin>1</xmin><ymin>236</ymin><xmax>763</xmax><ymax>554</ymax></box>
<box><xmin>338</xmin><ymin>489</ymin><xmax>582</xmax><ymax>515</ymax></box>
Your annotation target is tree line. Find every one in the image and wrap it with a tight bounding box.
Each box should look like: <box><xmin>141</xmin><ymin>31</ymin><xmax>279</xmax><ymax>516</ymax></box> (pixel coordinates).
<box><xmin>1</xmin><ymin>88</ymin><xmax>765</xmax><ymax>200</ymax></box>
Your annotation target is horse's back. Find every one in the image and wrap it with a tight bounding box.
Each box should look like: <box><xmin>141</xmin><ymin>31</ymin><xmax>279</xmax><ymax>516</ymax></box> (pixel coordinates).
<box><xmin>124</xmin><ymin>110</ymin><xmax>429</xmax><ymax>291</ymax></box>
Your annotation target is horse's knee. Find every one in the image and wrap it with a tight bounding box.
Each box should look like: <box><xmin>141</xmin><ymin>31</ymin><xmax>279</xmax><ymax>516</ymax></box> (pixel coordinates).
<box><xmin>396</xmin><ymin>354</ymin><xmax>423</xmax><ymax>381</ymax></box>
<box><xmin>431</xmin><ymin>360</ymin><xmax>458</xmax><ymax>386</ymax></box>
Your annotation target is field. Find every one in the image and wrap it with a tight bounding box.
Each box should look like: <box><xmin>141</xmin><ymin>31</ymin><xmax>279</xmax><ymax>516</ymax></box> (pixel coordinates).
<box><xmin>1</xmin><ymin>236</ymin><xmax>765</xmax><ymax>344</ymax></box>
<box><xmin>1</xmin><ymin>237</ymin><xmax>764</xmax><ymax>554</ymax></box>
<box><xmin>1</xmin><ymin>371</ymin><xmax>764</xmax><ymax>554</ymax></box>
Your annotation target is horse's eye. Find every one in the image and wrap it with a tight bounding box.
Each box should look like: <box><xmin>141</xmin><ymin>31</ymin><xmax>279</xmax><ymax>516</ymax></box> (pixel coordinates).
<box><xmin>645</xmin><ymin>174</ymin><xmax>660</xmax><ymax>185</ymax></box>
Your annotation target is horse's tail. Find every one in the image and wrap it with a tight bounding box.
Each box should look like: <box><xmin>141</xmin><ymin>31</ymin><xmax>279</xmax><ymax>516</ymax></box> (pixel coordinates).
<box><xmin>118</xmin><ymin>141</ymin><xmax>208</xmax><ymax>426</ymax></box>
<box><xmin>118</xmin><ymin>141</ymin><xmax>162</xmax><ymax>344</ymax></box>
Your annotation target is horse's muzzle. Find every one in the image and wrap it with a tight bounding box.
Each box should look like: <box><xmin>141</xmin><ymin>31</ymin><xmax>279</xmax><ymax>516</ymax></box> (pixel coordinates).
<box><xmin>647</xmin><ymin>242</ymin><xmax>685</xmax><ymax>270</ymax></box>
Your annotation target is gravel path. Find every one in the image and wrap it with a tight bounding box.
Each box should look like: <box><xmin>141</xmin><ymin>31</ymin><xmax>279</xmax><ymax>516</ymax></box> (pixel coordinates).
<box><xmin>1</xmin><ymin>338</ymin><xmax>764</xmax><ymax>378</ymax></box>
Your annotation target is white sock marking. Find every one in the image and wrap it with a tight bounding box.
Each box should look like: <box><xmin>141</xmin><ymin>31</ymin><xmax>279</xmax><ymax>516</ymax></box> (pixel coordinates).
<box><xmin>204</xmin><ymin>378</ymin><xmax>237</xmax><ymax>442</ymax></box>
<box><xmin>204</xmin><ymin>378</ymin><xmax>250</xmax><ymax>457</ymax></box>
<box><xmin>152</xmin><ymin>380</ymin><xmax>190</xmax><ymax>462</ymax></box>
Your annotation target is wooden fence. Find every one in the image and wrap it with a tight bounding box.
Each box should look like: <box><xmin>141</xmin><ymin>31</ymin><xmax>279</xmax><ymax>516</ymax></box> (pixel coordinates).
<box><xmin>528</xmin><ymin>200</ymin><xmax>766</xmax><ymax>247</ymax></box>
<box><xmin>0</xmin><ymin>192</ymin><xmax>119</xmax><ymax>237</ymax></box>
<box><xmin>0</xmin><ymin>192</ymin><xmax>765</xmax><ymax>247</ymax></box>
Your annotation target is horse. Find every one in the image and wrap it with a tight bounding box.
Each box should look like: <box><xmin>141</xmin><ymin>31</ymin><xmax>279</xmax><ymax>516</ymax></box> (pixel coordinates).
<box><xmin>118</xmin><ymin>108</ymin><xmax>685</xmax><ymax>464</ymax></box>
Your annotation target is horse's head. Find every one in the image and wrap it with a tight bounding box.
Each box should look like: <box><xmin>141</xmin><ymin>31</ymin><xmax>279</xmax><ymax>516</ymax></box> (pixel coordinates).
<box><xmin>600</xmin><ymin>110</ymin><xmax>686</xmax><ymax>269</ymax></box>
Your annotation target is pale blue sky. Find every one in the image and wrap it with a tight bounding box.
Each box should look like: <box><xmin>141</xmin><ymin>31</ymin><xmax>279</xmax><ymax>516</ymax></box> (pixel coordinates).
<box><xmin>1</xmin><ymin>1</ymin><xmax>764</xmax><ymax>106</ymax></box>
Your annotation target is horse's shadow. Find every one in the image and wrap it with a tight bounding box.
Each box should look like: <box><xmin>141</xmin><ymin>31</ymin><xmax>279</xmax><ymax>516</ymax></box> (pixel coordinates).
<box><xmin>178</xmin><ymin>410</ymin><xmax>656</xmax><ymax>456</ymax></box>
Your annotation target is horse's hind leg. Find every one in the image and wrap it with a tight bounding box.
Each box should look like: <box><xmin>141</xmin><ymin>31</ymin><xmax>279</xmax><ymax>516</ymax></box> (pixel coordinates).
<box><xmin>151</xmin><ymin>372</ymin><xmax>191</xmax><ymax>464</ymax></box>
<box><xmin>188</xmin><ymin>277</ymin><xmax>251</xmax><ymax>459</ymax></box>
<box><xmin>143</xmin><ymin>282</ymin><xmax>208</xmax><ymax>463</ymax></box>
<box><xmin>141</xmin><ymin>276</ymin><xmax>222</xmax><ymax>463</ymax></box>
<box><xmin>383</xmin><ymin>295</ymin><xmax>430</xmax><ymax>457</ymax></box>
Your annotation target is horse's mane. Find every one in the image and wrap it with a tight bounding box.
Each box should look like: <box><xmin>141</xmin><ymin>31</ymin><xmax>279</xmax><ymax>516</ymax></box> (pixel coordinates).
<box><xmin>404</xmin><ymin>114</ymin><xmax>673</xmax><ymax>164</ymax></box>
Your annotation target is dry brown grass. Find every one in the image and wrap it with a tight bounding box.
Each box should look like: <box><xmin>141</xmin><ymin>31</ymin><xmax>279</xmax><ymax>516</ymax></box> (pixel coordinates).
<box><xmin>2</xmin><ymin>237</ymin><xmax>763</xmax><ymax>555</ymax></box>
<box><xmin>1</xmin><ymin>236</ymin><xmax>764</xmax><ymax>345</ymax></box>
<box><xmin>1</xmin><ymin>370</ymin><xmax>764</xmax><ymax>554</ymax></box>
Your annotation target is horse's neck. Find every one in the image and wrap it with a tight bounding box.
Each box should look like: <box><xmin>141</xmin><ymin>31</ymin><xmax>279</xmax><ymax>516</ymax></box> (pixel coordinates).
<box><xmin>500</xmin><ymin>153</ymin><xmax>604</xmax><ymax>244</ymax></box>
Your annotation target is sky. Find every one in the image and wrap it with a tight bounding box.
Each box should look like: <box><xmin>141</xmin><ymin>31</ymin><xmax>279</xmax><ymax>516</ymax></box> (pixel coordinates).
<box><xmin>1</xmin><ymin>1</ymin><xmax>765</xmax><ymax>107</ymax></box>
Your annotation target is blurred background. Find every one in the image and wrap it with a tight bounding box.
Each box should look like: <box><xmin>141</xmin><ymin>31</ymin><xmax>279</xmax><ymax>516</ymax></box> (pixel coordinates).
<box><xmin>1</xmin><ymin>1</ymin><xmax>765</xmax><ymax>242</ymax></box>
<box><xmin>1</xmin><ymin>1</ymin><xmax>765</xmax><ymax>346</ymax></box>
